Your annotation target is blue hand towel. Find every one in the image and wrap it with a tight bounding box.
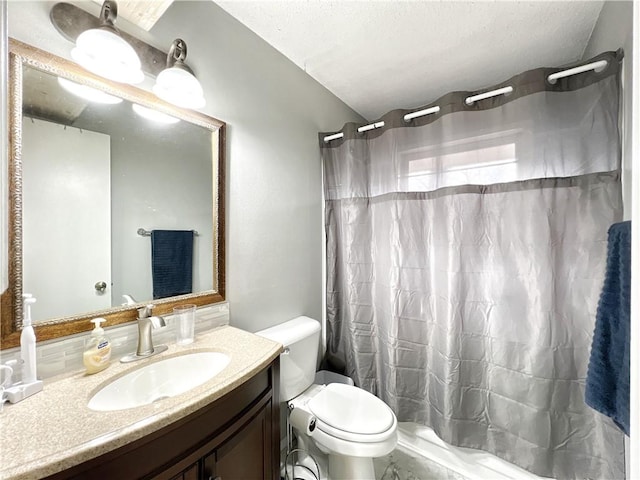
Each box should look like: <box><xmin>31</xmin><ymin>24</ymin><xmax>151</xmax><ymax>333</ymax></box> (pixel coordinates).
<box><xmin>585</xmin><ymin>221</ymin><xmax>631</xmax><ymax>435</ymax></box>
<box><xmin>151</xmin><ymin>230</ymin><xmax>194</xmax><ymax>300</ymax></box>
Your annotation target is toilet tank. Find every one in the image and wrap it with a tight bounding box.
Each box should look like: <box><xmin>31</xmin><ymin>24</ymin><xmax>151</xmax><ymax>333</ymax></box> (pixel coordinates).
<box><xmin>256</xmin><ymin>316</ymin><xmax>321</xmax><ymax>402</ymax></box>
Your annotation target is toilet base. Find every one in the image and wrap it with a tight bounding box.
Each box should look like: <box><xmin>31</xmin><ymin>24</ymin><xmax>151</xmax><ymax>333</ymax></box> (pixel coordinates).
<box><xmin>293</xmin><ymin>433</ymin><xmax>378</xmax><ymax>480</ymax></box>
<box><xmin>328</xmin><ymin>454</ymin><xmax>375</xmax><ymax>479</ymax></box>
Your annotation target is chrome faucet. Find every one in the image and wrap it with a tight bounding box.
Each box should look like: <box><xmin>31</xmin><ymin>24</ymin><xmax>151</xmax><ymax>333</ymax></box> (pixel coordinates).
<box><xmin>120</xmin><ymin>304</ymin><xmax>169</xmax><ymax>363</ymax></box>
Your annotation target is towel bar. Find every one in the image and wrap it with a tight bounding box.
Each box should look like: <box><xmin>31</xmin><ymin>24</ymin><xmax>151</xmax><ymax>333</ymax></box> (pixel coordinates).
<box><xmin>137</xmin><ymin>228</ymin><xmax>199</xmax><ymax>237</ymax></box>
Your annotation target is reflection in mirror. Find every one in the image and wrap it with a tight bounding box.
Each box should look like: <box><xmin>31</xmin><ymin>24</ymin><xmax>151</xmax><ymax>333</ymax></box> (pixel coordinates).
<box><xmin>2</xmin><ymin>39</ymin><xmax>225</xmax><ymax>349</ymax></box>
<box><xmin>22</xmin><ymin>66</ymin><xmax>214</xmax><ymax>322</ymax></box>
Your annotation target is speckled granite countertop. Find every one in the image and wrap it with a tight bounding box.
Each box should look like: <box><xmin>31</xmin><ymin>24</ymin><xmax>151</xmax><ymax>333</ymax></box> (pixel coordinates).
<box><xmin>0</xmin><ymin>326</ymin><xmax>282</xmax><ymax>480</ymax></box>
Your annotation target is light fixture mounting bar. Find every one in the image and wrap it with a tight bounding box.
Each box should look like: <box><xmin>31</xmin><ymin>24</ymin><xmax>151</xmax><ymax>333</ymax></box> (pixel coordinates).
<box><xmin>50</xmin><ymin>2</ymin><xmax>193</xmax><ymax>78</ymax></box>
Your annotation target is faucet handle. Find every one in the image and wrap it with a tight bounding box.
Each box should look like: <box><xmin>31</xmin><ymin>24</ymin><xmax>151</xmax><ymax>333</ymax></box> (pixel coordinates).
<box><xmin>138</xmin><ymin>304</ymin><xmax>155</xmax><ymax>318</ymax></box>
<box><xmin>122</xmin><ymin>294</ymin><xmax>138</xmax><ymax>306</ymax></box>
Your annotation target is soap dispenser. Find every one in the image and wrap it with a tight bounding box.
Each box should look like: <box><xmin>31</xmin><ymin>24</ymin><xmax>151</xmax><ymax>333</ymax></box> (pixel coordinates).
<box><xmin>83</xmin><ymin>318</ymin><xmax>112</xmax><ymax>374</ymax></box>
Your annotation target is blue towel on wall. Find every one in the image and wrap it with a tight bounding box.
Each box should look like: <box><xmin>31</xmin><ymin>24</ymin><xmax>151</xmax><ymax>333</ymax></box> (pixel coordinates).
<box><xmin>151</xmin><ymin>230</ymin><xmax>194</xmax><ymax>300</ymax></box>
<box><xmin>585</xmin><ymin>221</ymin><xmax>631</xmax><ymax>435</ymax></box>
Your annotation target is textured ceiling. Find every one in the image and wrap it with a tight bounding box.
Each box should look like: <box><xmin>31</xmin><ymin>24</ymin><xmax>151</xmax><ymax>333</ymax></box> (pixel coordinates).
<box><xmin>215</xmin><ymin>1</ymin><xmax>604</xmax><ymax>120</ymax></box>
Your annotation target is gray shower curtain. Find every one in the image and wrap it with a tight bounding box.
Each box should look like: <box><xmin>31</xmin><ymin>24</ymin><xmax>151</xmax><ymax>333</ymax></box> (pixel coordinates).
<box><xmin>321</xmin><ymin>51</ymin><xmax>624</xmax><ymax>480</ymax></box>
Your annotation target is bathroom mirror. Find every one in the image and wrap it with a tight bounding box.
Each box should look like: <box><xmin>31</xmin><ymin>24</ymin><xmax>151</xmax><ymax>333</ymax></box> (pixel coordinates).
<box><xmin>1</xmin><ymin>39</ymin><xmax>226</xmax><ymax>349</ymax></box>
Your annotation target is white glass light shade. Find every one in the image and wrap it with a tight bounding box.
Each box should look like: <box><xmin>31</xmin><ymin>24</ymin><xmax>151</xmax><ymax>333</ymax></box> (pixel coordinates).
<box><xmin>57</xmin><ymin>77</ymin><xmax>123</xmax><ymax>104</ymax></box>
<box><xmin>153</xmin><ymin>67</ymin><xmax>206</xmax><ymax>109</ymax></box>
<box><xmin>72</xmin><ymin>28</ymin><xmax>144</xmax><ymax>84</ymax></box>
<box><xmin>132</xmin><ymin>104</ymin><xmax>180</xmax><ymax>124</ymax></box>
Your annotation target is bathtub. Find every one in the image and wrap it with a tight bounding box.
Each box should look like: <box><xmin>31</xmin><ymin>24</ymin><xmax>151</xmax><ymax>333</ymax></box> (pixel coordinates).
<box><xmin>395</xmin><ymin>422</ymin><xmax>552</xmax><ymax>480</ymax></box>
<box><xmin>291</xmin><ymin>421</ymin><xmax>553</xmax><ymax>480</ymax></box>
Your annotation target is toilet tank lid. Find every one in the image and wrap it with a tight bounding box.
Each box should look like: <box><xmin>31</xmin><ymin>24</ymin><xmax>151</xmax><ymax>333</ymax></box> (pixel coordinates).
<box><xmin>255</xmin><ymin>316</ymin><xmax>320</xmax><ymax>347</ymax></box>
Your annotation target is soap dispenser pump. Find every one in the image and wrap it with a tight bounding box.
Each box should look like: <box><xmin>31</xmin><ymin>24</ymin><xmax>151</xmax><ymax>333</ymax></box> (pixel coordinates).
<box><xmin>83</xmin><ymin>318</ymin><xmax>112</xmax><ymax>374</ymax></box>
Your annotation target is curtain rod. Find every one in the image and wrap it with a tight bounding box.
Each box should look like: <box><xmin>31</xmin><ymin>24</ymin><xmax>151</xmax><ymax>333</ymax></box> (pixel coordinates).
<box><xmin>358</xmin><ymin>121</ymin><xmax>384</xmax><ymax>133</ymax></box>
<box><xmin>465</xmin><ymin>86</ymin><xmax>513</xmax><ymax>106</ymax></box>
<box><xmin>404</xmin><ymin>105</ymin><xmax>440</xmax><ymax>122</ymax></box>
<box><xmin>323</xmin><ymin>58</ymin><xmax>610</xmax><ymax>143</ymax></box>
<box><xmin>547</xmin><ymin>59</ymin><xmax>608</xmax><ymax>84</ymax></box>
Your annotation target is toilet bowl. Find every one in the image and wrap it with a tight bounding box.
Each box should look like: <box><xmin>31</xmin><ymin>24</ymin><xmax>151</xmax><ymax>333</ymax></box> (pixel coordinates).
<box><xmin>290</xmin><ymin>383</ymin><xmax>397</xmax><ymax>478</ymax></box>
<box><xmin>257</xmin><ymin>317</ymin><xmax>398</xmax><ymax>479</ymax></box>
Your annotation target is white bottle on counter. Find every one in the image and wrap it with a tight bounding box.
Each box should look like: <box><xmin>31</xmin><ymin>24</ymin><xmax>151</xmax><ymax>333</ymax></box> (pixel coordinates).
<box><xmin>21</xmin><ymin>294</ymin><xmax>37</xmax><ymax>384</ymax></box>
<box><xmin>5</xmin><ymin>294</ymin><xmax>43</xmax><ymax>403</ymax></box>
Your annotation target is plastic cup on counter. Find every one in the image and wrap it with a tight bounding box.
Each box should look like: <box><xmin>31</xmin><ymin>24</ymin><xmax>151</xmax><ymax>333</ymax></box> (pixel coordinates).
<box><xmin>173</xmin><ymin>304</ymin><xmax>196</xmax><ymax>345</ymax></box>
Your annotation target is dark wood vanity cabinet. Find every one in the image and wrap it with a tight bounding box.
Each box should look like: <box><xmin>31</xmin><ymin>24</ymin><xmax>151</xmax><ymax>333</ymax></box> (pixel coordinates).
<box><xmin>47</xmin><ymin>359</ymin><xmax>280</xmax><ymax>480</ymax></box>
<box><xmin>202</xmin><ymin>402</ymin><xmax>272</xmax><ymax>480</ymax></box>
<box><xmin>170</xmin><ymin>399</ymin><xmax>272</xmax><ymax>480</ymax></box>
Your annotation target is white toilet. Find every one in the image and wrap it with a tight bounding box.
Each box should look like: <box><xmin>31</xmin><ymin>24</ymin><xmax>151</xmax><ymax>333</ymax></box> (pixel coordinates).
<box><xmin>257</xmin><ymin>316</ymin><xmax>397</xmax><ymax>480</ymax></box>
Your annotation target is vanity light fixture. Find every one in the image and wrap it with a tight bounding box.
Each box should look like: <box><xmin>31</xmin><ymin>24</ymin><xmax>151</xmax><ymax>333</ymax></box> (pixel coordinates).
<box><xmin>153</xmin><ymin>39</ymin><xmax>206</xmax><ymax>109</ymax></box>
<box><xmin>57</xmin><ymin>77</ymin><xmax>123</xmax><ymax>105</ymax></box>
<box><xmin>71</xmin><ymin>0</ymin><xmax>144</xmax><ymax>85</ymax></box>
<box><xmin>132</xmin><ymin>104</ymin><xmax>180</xmax><ymax>124</ymax></box>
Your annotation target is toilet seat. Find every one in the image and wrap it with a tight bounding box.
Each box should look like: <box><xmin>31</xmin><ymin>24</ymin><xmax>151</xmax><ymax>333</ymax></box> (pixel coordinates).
<box><xmin>312</xmin><ymin>424</ymin><xmax>398</xmax><ymax>459</ymax></box>
<box><xmin>301</xmin><ymin>383</ymin><xmax>396</xmax><ymax>443</ymax></box>
<box><xmin>313</xmin><ymin>412</ymin><xmax>397</xmax><ymax>444</ymax></box>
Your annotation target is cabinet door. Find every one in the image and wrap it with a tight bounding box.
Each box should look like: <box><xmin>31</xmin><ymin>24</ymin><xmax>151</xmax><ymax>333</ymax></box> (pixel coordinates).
<box><xmin>170</xmin><ymin>462</ymin><xmax>199</xmax><ymax>480</ymax></box>
<box><xmin>203</xmin><ymin>401</ymin><xmax>272</xmax><ymax>480</ymax></box>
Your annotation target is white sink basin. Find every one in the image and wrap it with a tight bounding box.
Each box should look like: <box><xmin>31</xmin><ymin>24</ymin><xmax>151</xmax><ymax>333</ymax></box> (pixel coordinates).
<box><xmin>88</xmin><ymin>352</ymin><xmax>230</xmax><ymax>411</ymax></box>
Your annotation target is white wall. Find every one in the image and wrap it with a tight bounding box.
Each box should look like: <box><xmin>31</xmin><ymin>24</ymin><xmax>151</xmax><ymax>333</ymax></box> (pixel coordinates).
<box><xmin>7</xmin><ymin>1</ymin><xmax>363</xmax><ymax>333</ymax></box>
<box><xmin>582</xmin><ymin>0</ymin><xmax>633</xmax><ymax>220</ymax></box>
<box><xmin>149</xmin><ymin>2</ymin><xmax>364</xmax><ymax>331</ymax></box>
<box><xmin>630</xmin><ymin>4</ymin><xmax>639</xmax><ymax>479</ymax></box>
<box><xmin>582</xmin><ymin>3</ymin><xmax>634</xmax><ymax>476</ymax></box>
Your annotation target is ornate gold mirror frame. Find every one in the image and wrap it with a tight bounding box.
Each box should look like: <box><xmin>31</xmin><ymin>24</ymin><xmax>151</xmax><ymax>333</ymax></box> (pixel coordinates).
<box><xmin>1</xmin><ymin>39</ymin><xmax>226</xmax><ymax>349</ymax></box>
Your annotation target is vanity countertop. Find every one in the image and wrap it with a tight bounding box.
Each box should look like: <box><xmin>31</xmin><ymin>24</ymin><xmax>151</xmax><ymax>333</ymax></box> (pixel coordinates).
<box><xmin>0</xmin><ymin>325</ymin><xmax>283</xmax><ymax>480</ymax></box>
